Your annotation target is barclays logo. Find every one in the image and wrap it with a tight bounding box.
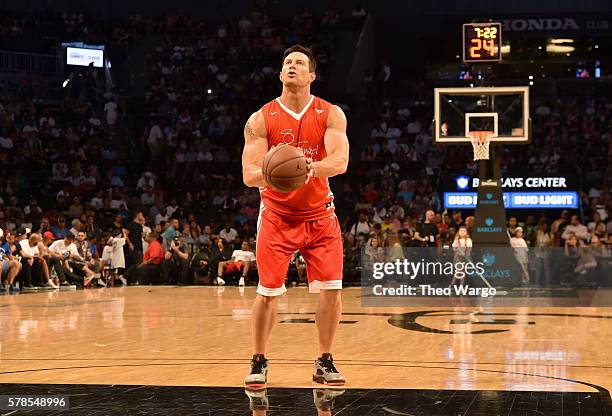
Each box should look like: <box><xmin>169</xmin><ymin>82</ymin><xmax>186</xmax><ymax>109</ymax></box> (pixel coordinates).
<box><xmin>476</xmin><ymin>217</ymin><xmax>503</xmax><ymax>233</ymax></box>
<box><xmin>479</xmin><ymin>192</ymin><xmax>500</xmax><ymax>206</ymax></box>
<box><xmin>481</xmin><ymin>252</ymin><xmax>512</xmax><ymax>278</ymax></box>
<box><xmin>482</xmin><ymin>252</ymin><xmax>496</xmax><ymax>266</ymax></box>
<box><xmin>456</xmin><ymin>176</ymin><xmax>470</xmax><ymax>190</ymax></box>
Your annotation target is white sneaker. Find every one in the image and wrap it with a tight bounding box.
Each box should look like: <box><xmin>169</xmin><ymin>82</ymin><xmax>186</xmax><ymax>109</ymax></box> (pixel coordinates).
<box><xmin>46</xmin><ymin>280</ymin><xmax>59</xmax><ymax>289</ymax></box>
<box><xmin>216</xmin><ymin>277</ymin><xmax>226</xmax><ymax>286</ymax></box>
<box><xmin>238</xmin><ymin>277</ymin><xmax>245</xmax><ymax>286</ymax></box>
<box><xmin>118</xmin><ymin>276</ymin><xmax>128</xmax><ymax>286</ymax></box>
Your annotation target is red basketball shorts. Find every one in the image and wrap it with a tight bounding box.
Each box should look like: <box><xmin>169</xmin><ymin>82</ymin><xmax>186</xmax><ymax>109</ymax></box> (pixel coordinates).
<box><xmin>256</xmin><ymin>207</ymin><xmax>343</xmax><ymax>296</ymax></box>
<box><xmin>224</xmin><ymin>260</ymin><xmax>244</xmax><ymax>274</ymax></box>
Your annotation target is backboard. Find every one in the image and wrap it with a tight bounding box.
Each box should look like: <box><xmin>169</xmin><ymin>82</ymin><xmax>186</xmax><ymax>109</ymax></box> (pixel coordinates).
<box><xmin>434</xmin><ymin>86</ymin><xmax>530</xmax><ymax>143</ymax></box>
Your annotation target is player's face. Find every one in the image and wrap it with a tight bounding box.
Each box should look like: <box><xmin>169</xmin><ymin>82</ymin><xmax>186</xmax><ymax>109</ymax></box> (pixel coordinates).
<box><xmin>280</xmin><ymin>52</ymin><xmax>315</xmax><ymax>88</ymax></box>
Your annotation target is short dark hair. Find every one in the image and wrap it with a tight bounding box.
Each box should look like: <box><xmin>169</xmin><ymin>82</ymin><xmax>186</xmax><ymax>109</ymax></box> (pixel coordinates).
<box><xmin>282</xmin><ymin>44</ymin><xmax>317</xmax><ymax>73</ymax></box>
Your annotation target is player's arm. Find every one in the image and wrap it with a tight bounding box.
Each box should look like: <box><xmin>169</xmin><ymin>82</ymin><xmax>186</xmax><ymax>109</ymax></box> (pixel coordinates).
<box><xmin>242</xmin><ymin>111</ymin><xmax>268</xmax><ymax>187</ymax></box>
<box><xmin>307</xmin><ymin>105</ymin><xmax>349</xmax><ymax>178</ymax></box>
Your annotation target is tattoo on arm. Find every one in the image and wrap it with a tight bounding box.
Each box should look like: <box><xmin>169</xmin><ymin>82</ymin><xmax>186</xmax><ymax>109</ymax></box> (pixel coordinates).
<box><xmin>245</xmin><ymin>118</ymin><xmax>255</xmax><ymax>140</ymax></box>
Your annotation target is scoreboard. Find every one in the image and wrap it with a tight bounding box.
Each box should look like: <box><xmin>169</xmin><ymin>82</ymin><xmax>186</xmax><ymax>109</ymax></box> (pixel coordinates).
<box><xmin>463</xmin><ymin>22</ymin><xmax>502</xmax><ymax>63</ymax></box>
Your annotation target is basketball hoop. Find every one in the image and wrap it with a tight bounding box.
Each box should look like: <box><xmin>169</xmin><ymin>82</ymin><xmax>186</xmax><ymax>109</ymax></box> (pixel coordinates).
<box><xmin>469</xmin><ymin>131</ymin><xmax>493</xmax><ymax>161</ymax></box>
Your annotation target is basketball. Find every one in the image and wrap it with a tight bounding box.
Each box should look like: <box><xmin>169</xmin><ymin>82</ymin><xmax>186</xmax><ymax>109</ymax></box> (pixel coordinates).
<box><xmin>262</xmin><ymin>145</ymin><xmax>309</xmax><ymax>192</ymax></box>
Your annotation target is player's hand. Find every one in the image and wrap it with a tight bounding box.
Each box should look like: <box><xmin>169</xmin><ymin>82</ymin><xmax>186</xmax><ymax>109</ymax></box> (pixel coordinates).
<box><xmin>305</xmin><ymin>157</ymin><xmax>315</xmax><ymax>184</ymax></box>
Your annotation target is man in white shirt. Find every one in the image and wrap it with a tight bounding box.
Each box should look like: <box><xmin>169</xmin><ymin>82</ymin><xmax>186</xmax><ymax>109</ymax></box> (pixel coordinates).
<box><xmin>219</xmin><ymin>222</ymin><xmax>238</xmax><ymax>244</ymax></box>
<box><xmin>349</xmin><ymin>213</ymin><xmax>371</xmax><ymax>245</ymax></box>
<box><xmin>147</xmin><ymin>120</ymin><xmax>164</xmax><ymax>160</ymax></box>
<box><xmin>18</xmin><ymin>232</ymin><xmax>54</xmax><ymax>288</ymax></box>
<box><xmin>49</xmin><ymin>233</ymin><xmax>100</xmax><ymax>286</ymax></box>
<box><xmin>45</xmin><ymin>233</ymin><xmax>82</xmax><ymax>287</ymax></box>
<box><xmin>217</xmin><ymin>241</ymin><xmax>255</xmax><ymax>286</ymax></box>
<box><xmin>561</xmin><ymin>215</ymin><xmax>589</xmax><ymax>243</ymax></box>
<box><xmin>49</xmin><ymin>233</ymin><xmax>81</xmax><ymax>258</ymax></box>
<box><xmin>104</xmin><ymin>97</ymin><xmax>118</xmax><ymax>126</ymax></box>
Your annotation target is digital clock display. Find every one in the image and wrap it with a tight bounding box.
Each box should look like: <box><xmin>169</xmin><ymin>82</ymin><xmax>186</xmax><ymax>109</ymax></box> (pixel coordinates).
<box><xmin>463</xmin><ymin>23</ymin><xmax>502</xmax><ymax>63</ymax></box>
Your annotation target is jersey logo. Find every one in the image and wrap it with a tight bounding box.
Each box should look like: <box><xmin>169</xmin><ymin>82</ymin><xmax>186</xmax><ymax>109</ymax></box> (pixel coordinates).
<box><xmin>270</xmin><ymin>111</ymin><xmax>279</xmax><ymax>115</ymax></box>
<box><xmin>315</xmin><ymin>108</ymin><xmax>325</xmax><ymax>114</ymax></box>
<box><xmin>280</xmin><ymin>129</ymin><xmax>295</xmax><ymax>144</ymax></box>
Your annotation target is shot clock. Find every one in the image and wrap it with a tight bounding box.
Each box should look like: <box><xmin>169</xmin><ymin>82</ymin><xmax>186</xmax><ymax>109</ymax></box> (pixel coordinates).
<box><xmin>463</xmin><ymin>22</ymin><xmax>502</xmax><ymax>63</ymax></box>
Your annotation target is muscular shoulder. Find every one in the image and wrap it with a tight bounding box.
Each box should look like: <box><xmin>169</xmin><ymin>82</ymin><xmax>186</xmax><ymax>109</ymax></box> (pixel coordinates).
<box><xmin>326</xmin><ymin>104</ymin><xmax>347</xmax><ymax>129</ymax></box>
<box><xmin>244</xmin><ymin>110</ymin><xmax>267</xmax><ymax>139</ymax></box>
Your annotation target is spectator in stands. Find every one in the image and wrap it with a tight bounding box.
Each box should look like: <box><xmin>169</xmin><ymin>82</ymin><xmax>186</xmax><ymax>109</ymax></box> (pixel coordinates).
<box><xmin>37</xmin><ymin>217</ymin><xmax>52</xmax><ymax>235</ymax></box>
<box><xmin>125</xmin><ymin>231</ymin><xmax>163</xmax><ymax>285</ymax></box>
<box><xmin>0</xmin><ymin>229</ymin><xmax>21</xmax><ymax>292</ymax></box>
<box><xmin>413</xmin><ymin>210</ymin><xmax>438</xmax><ymax>247</ymax></box>
<box><xmin>364</xmin><ymin>236</ymin><xmax>384</xmax><ymax>263</ymax></box>
<box><xmin>18</xmin><ymin>232</ymin><xmax>54</xmax><ymax>288</ymax></box>
<box><xmin>104</xmin><ymin>96</ymin><xmax>118</xmax><ymax>126</ymax></box>
<box><xmin>511</xmin><ymin>227</ymin><xmax>530</xmax><ymax>285</ymax></box>
<box><xmin>551</xmin><ymin>210</ymin><xmax>570</xmax><ymax>246</ymax></box>
<box><xmin>47</xmin><ymin>233</ymin><xmax>85</xmax><ymax>287</ymax></box>
<box><xmin>162</xmin><ymin>235</ymin><xmax>190</xmax><ymax>285</ymax></box>
<box><xmin>464</xmin><ymin>216</ymin><xmax>474</xmax><ymax>236</ymax></box>
<box><xmin>51</xmin><ymin>217</ymin><xmax>70</xmax><ymax>239</ymax></box>
<box><xmin>449</xmin><ymin>210</ymin><xmax>464</xmax><ymax>230</ymax></box>
<box><xmin>561</xmin><ymin>215</ymin><xmax>590</xmax><ymax>244</ymax></box>
<box><xmin>49</xmin><ymin>232</ymin><xmax>100</xmax><ymax>287</ymax></box>
<box><xmin>219</xmin><ymin>221</ymin><xmax>238</xmax><ymax>245</ymax></box>
<box><xmin>507</xmin><ymin>217</ymin><xmax>519</xmax><ymax>238</ymax></box>
<box><xmin>450</xmin><ymin>226</ymin><xmax>472</xmax><ymax>287</ymax></box>
<box><xmin>217</xmin><ymin>241</ymin><xmax>255</xmax><ymax>287</ymax></box>
<box><xmin>190</xmin><ymin>242</ymin><xmax>211</xmax><ymax>285</ymax></box>
<box><xmin>348</xmin><ymin>213</ymin><xmax>371</xmax><ymax>246</ymax></box>
<box><xmin>534</xmin><ymin>222</ymin><xmax>554</xmax><ymax>286</ymax></box>
<box><xmin>211</xmin><ymin>238</ymin><xmax>233</xmax><ymax>285</ymax></box>
<box><xmin>124</xmin><ymin>210</ymin><xmax>145</xmax><ymax>267</ymax></box>
<box><xmin>162</xmin><ymin>217</ymin><xmax>179</xmax><ymax>250</ymax></box>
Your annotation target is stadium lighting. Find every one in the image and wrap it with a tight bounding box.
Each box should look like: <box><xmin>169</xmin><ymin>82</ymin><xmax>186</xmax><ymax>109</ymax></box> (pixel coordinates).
<box><xmin>529</xmin><ymin>81</ymin><xmax>534</xmax><ymax>86</ymax></box>
<box><xmin>546</xmin><ymin>44</ymin><xmax>575</xmax><ymax>54</ymax></box>
<box><xmin>595</xmin><ymin>44</ymin><xmax>599</xmax><ymax>49</ymax></box>
<box><xmin>538</xmin><ymin>46</ymin><xmax>542</xmax><ymax>50</ymax></box>
<box><xmin>528</xmin><ymin>75</ymin><xmax>533</xmax><ymax>80</ymax></box>
<box><xmin>62</xmin><ymin>79</ymin><xmax>70</xmax><ymax>88</ymax></box>
<box><xmin>207</xmin><ymin>89</ymin><xmax>212</xmax><ymax>94</ymax></box>
<box><xmin>456</xmin><ymin>54</ymin><xmax>460</xmax><ymax>59</ymax></box>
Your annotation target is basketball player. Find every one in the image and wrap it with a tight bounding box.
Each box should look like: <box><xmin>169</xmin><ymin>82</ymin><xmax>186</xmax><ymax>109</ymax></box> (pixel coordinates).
<box><xmin>242</xmin><ymin>44</ymin><xmax>349</xmax><ymax>389</ymax></box>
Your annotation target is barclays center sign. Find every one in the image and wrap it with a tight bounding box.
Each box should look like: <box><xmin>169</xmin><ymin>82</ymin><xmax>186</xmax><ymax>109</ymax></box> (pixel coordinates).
<box><xmin>501</xmin><ymin>18</ymin><xmax>609</xmax><ymax>32</ymax></box>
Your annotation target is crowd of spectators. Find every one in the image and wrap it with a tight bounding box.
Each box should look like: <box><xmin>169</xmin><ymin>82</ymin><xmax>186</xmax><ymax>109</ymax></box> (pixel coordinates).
<box><xmin>0</xmin><ymin>6</ymin><xmax>345</xmax><ymax>293</ymax></box>
<box><xmin>1</xmin><ymin>7</ymin><xmax>611</xmax><ymax>294</ymax></box>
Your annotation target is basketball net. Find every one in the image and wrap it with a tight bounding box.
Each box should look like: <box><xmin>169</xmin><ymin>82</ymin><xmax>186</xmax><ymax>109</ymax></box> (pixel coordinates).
<box><xmin>469</xmin><ymin>131</ymin><xmax>493</xmax><ymax>161</ymax></box>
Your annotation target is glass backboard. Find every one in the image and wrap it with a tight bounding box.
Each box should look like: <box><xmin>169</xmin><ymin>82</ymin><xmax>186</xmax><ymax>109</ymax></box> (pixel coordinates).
<box><xmin>434</xmin><ymin>86</ymin><xmax>530</xmax><ymax>143</ymax></box>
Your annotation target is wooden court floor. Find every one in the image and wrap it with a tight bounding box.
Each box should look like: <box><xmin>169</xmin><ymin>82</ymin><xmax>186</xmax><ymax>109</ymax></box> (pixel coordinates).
<box><xmin>1</xmin><ymin>286</ymin><xmax>612</xmax><ymax>394</ymax></box>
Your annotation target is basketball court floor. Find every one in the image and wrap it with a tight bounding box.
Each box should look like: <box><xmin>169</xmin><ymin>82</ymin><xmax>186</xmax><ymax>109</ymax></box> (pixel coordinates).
<box><xmin>1</xmin><ymin>286</ymin><xmax>612</xmax><ymax>414</ymax></box>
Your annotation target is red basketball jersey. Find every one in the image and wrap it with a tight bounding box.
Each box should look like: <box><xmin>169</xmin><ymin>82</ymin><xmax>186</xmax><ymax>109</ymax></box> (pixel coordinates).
<box><xmin>260</xmin><ymin>95</ymin><xmax>335</xmax><ymax>221</ymax></box>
